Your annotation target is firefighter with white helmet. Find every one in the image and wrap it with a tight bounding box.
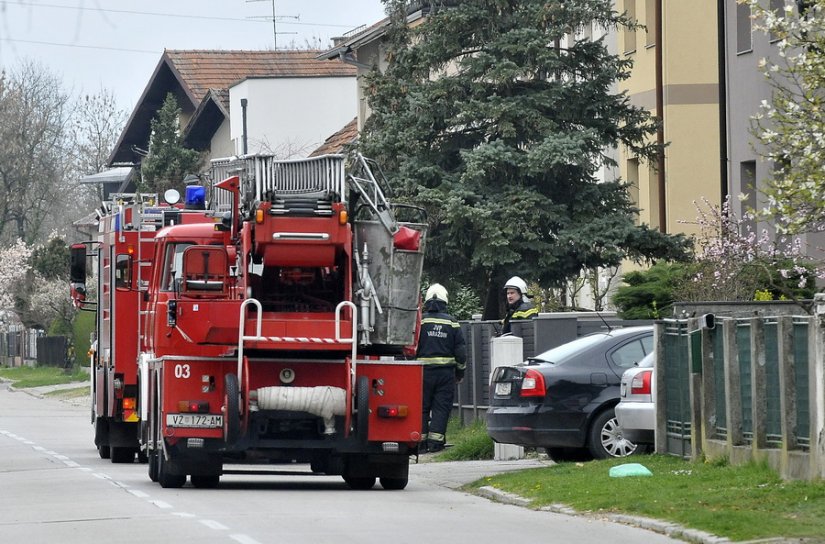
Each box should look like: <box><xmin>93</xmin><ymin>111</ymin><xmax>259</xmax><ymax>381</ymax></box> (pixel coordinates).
<box><xmin>416</xmin><ymin>283</ymin><xmax>466</xmax><ymax>453</ymax></box>
<box><xmin>501</xmin><ymin>276</ymin><xmax>538</xmax><ymax>335</ymax></box>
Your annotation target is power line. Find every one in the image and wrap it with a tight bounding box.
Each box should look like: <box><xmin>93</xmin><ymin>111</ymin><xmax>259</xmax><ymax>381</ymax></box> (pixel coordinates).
<box><xmin>0</xmin><ymin>37</ymin><xmax>158</xmax><ymax>54</ymax></box>
<box><xmin>1</xmin><ymin>0</ymin><xmax>358</xmax><ymax>28</ymax></box>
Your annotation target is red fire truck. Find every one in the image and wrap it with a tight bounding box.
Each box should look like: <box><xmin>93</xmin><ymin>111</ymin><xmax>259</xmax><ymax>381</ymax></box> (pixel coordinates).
<box><xmin>74</xmin><ymin>154</ymin><xmax>427</xmax><ymax>490</ymax></box>
<box><xmin>70</xmin><ymin>194</ymin><xmax>210</xmax><ymax>463</ymax></box>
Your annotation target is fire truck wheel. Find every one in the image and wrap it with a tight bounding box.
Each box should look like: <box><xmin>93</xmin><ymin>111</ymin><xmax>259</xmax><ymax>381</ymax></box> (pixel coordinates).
<box><xmin>343</xmin><ymin>476</ymin><xmax>376</xmax><ymax>490</ymax></box>
<box><xmin>379</xmin><ymin>476</ymin><xmax>408</xmax><ymax>490</ymax></box>
<box><xmin>148</xmin><ymin>451</ymin><xmax>159</xmax><ymax>482</ymax></box>
<box><xmin>157</xmin><ymin>448</ymin><xmax>187</xmax><ymax>489</ymax></box>
<box><xmin>94</xmin><ymin>419</ymin><xmax>109</xmax><ymax>458</ymax></box>
<box><xmin>356</xmin><ymin>376</ymin><xmax>369</xmax><ymax>443</ymax></box>
<box><xmin>223</xmin><ymin>374</ymin><xmax>241</xmax><ymax>444</ymax></box>
<box><xmin>190</xmin><ymin>474</ymin><xmax>220</xmax><ymax>489</ymax></box>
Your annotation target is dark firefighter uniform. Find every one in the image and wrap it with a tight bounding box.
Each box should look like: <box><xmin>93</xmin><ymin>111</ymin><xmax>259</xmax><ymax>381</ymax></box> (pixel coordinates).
<box><xmin>417</xmin><ymin>284</ymin><xmax>466</xmax><ymax>453</ymax></box>
<box><xmin>501</xmin><ymin>276</ymin><xmax>539</xmax><ymax>335</ymax></box>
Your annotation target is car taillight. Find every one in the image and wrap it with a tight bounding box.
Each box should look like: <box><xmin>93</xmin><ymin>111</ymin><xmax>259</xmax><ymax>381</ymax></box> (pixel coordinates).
<box><xmin>520</xmin><ymin>369</ymin><xmax>546</xmax><ymax>398</ymax></box>
<box><xmin>631</xmin><ymin>370</ymin><xmax>652</xmax><ymax>395</ymax></box>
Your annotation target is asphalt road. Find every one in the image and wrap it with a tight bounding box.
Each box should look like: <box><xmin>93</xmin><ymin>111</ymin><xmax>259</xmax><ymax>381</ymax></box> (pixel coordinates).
<box><xmin>0</xmin><ymin>380</ymin><xmax>685</xmax><ymax>544</ymax></box>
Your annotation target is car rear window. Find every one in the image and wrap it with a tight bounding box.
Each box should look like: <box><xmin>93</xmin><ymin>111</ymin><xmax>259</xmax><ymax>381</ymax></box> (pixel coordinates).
<box><xmin>532</xmin><ymin>333</ymin><xmax>611</xmax><ymax>363</ymax></box>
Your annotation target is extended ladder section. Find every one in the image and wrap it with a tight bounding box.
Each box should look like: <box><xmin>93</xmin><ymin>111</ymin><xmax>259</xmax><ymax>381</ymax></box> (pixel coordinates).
<box><xmin>209</xmin><ymin>154</ymin><xmax>347</xmax><ymax>215</ymax></box>
<box><xmin>347</xmin><ymin>154</ymin><xmax>398</xmax><ymax>236</ymax></box>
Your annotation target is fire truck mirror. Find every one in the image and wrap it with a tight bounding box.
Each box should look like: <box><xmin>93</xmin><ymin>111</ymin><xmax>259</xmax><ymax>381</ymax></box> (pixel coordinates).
<box><xmin>70</xmin><ymin>243</ymin><xmax>86</xmax><ymax>284</ymax></box>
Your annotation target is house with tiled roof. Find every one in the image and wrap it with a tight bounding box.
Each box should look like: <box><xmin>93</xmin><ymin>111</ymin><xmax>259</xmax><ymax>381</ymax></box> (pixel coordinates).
<box><xmin>109</xmin><ymin>49</ymin><xmax>357</xmax><ymax>168</ymax></box>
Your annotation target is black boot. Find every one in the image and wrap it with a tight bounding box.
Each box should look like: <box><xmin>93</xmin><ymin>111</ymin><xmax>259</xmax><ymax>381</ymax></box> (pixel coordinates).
<box><xmin>427</xmin><ymin>440</ymin><xmax>445</xmax><ymax>453</ymax></box>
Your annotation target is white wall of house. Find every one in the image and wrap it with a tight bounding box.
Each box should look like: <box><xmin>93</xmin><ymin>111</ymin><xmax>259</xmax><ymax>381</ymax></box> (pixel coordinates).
<box><xmin>229</xmin><ymin>76</ymin><xmax>357</xmax><ymax>158</ymax></box>
<box><xmin>209</xmin><ymin>120</ymin><xmax>235</xmax><ymax>159</ymax></box>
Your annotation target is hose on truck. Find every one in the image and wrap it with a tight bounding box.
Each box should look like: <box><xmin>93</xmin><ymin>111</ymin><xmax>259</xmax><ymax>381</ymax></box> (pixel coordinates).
<box><xmin>253</xmin><ymin>386</ymin><xmax>347</xmax><ymax>435</ymax></box>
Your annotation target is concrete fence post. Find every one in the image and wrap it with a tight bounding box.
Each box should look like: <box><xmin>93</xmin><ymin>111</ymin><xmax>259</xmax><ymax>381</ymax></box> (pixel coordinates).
<box><xmin>722</xmin><ymin>318</ymin><xmax>744</xmax><ymax>448</ymax></box>
<box><xmin>812</xmin><ymin>295</ymin><xmax>825</xmax><ymax>478</ymax></box>
<box><xmin>777</xmin><ymin>315</ymin><xmax>798</xmax><ymax>452</ymax></box>
<box><xmin>490</xmin><ymin>335</ymin><xmax>525</xmax><ymax>460</ymax></box>
<box><xmin>751</xmin><ymin>318</ymin><xmax>767</xmax><ymax>452</ymax></box>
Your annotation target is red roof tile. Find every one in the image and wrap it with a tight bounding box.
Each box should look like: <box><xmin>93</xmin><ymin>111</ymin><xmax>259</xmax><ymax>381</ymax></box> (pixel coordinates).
<box><xmin>164</xmin><ymin>49</ymin><xmax>356</xmax><ymax>103</ymax></box>
<box><xmin>310</xmin><ymin>117</ymin><xmax>359</xmax><ymax>156</ymax></box>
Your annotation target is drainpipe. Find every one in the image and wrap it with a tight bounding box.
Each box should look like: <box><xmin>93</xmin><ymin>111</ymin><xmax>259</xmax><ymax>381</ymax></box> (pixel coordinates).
<box><xmin>717</xmin><ymin>0</ymin><xmax>729</xmax><ymax>204</ymax></box>
<box><xmin>655</xmin><ymin>0</ymin><xmax>667</xmax><ymax>233</ymax></box>
<box><xmin>241</xmin><ymin>98</ymin><xmax>248</xmax><ymax>155</ymax></box>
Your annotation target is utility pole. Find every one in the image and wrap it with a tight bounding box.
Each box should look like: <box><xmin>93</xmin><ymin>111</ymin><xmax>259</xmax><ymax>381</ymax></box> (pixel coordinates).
<box><xmin>247</xmin><ymin>0</ymin><xmax>299</xmax><ymax>50</ymax></box>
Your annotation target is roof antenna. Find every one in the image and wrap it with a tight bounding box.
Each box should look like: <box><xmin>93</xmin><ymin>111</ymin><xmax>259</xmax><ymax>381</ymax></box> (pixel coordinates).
<box><xmin>596</xmin><ymin>309</ymin><xmax>613</xmax><ymax>333</ymax></box>
<box><xmin>247</xmin><ymin>0</ymin><xmax>298</xmax><ymax>50</ymax></box>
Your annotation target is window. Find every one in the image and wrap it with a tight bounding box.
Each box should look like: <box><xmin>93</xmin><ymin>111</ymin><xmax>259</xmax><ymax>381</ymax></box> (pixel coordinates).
<box><xmin>161</xmin><ymin>243</ymin><xmax>194</xmax><ymax>292</ymax></box>
<box><xmin>737</xmin><ymin>2</ymin><xmax>752</xmax><ymax>53</ymax></box>
<box><xmin>740</xmin><ymin>161</ymin><xmax>757</xmax><ymax>235</ymax></box>
<box><xmin>624</xmin><ymin>0</ymin><xmax>637</xmax><ymax>54</ymax></box>
<box><xmin>115</xmin><ymin>254</ymin><xmax>131</xmax><ymax>289</ymax></box>
<box><xmin>645</xmin><ymin>0</ymin><xmax>656</xmax><ymax>47</ymax></box>
<box><xmin>769</xmin><ymin>0</ymin><xmax>784</xmax><ymax>42</ymax></box>
<box><xmin>648</xmin><ymin>163</ymin><xmax>660</xmax><ymax>230</ymax></box>
<box><xmin>611</xmin><ymin>337</ymin><xmax>653</xmax><ymax>369</ymax></box>
<box><xmin>627</xmin><ymin>158</ymin><xmax>640</xmax><ymax>225</ymax></box>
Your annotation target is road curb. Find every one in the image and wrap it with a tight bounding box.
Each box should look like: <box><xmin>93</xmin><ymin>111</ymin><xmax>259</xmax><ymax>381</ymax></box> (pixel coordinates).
<box><xmin>476</xmin><ymin>485</ymin><xmax>730</xmax><ymax>544</ymax></box>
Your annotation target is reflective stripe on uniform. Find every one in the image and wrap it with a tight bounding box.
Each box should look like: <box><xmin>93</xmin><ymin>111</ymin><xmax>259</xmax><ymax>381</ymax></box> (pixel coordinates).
<box><xmin>512</xmin><ymin>307</ymin><xmax>538</xmax><ymax>319</ymax></box>
<box><xmin>419</xmin><ymin>356</ymin><xmax>457</xmax><ymax>366</ymax></box>
<box><xmin>421</xmin><ymin>317</ymin><xmax>461</xmax><ymax>327</ymax></box>
<box><xmin>428</xmin><ymin>432</ymin><xmax>445</xmax><ymax>443</ymax></box>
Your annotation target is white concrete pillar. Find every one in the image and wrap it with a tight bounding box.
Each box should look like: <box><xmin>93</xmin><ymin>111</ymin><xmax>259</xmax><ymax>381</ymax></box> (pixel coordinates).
<box><xmin>491</xmin><ymin>335</ymin><xmax>525</xmax><ymax>460</ymax></box>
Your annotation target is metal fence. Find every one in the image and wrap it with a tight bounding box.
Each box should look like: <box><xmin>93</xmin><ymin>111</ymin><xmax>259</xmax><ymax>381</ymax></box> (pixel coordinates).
<box><xmin>0</xmin><ymin>328</ymin><xmax>44</xmax><ymax>367</ymax></box>
<box><xmin>657</xmin><ymin>297</ymin><xmax>825</xmax><ymax>480</ymax></box>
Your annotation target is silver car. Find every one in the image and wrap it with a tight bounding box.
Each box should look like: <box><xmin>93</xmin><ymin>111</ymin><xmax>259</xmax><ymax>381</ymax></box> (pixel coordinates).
<box><xmin>615</xmin><ymin>352</ymin><xmax>655</xmax><ymax>445</ymax></box>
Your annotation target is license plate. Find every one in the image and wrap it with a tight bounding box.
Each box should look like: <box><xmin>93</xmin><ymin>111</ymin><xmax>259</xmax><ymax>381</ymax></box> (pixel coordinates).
<box><xmin>495</xmin><ymin>382</ymin><xmax>511</xmax><ymax>396</ymax></box>
<box><xmin>166</xmin><ymin>414</ymin><xmax>223</xmax><ymax>428</ymax></box>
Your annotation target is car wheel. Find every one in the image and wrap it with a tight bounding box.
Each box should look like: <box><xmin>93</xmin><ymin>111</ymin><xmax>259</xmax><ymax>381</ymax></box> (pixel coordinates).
<box><xmin>587</xmin><ymin>408</ymin><xmax>637</xmax><ymax>459</ymax></box>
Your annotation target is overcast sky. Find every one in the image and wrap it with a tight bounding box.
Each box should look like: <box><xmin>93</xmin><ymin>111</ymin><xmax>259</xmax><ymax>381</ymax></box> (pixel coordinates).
<box><xmin>0</xmin><ymin>0</ymin><xmax>387</xmax><ymax>110</ymax></box>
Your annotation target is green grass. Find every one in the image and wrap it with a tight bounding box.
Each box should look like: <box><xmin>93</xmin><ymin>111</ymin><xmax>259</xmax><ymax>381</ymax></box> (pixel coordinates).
<box><xmin>43</xmin><ymin>386</ymin><xmax>89</xmax><ymax>398</ymax></box>
<box><xmin>467</xmin><ymin>454</ymin><xmax>825</xmax><ymax>542</ymax></box>
<box><xmin>436</xmin><ymin>418</ymin><xmax>495</xmax><ymax>460</ymax></box>
<box><xmin>0</xmin><ymin>366</ymin><xmax>89</xmax><ymax>388</ymax></box>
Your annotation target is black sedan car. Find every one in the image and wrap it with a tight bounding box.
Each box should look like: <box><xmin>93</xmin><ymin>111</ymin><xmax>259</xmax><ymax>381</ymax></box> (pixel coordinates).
<box><xmin>487</xmin><ymin>326</ymin><xmax>653</xmax><ymax>459</ymax></box>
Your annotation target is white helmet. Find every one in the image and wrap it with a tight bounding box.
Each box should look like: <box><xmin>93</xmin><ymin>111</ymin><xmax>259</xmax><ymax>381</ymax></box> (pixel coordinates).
<box><xmin>425</xmin><ymin>283</ymin><xmax>448</xmax><ymax>303</ymax></box>
<box><xmin>503</xmin><ymin>276</ymin><xmax>528</xmax><ymax>296</ymax></box>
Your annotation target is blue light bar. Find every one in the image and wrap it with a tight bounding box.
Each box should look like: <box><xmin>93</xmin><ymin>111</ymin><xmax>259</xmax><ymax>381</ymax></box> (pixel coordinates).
<box><xmin>185</xmin><ymin>186</ymin><xmax>206</xmax><ymax>209</ymax></box>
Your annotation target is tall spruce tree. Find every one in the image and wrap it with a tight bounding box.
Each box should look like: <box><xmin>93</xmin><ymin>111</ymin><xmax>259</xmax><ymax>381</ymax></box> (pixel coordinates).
<box><xmin>361</xmin><ymin>0</ymin><xmax>691</xmax><ymax>317</ymax></box>
<box><xmin>140</xmin><ymin>93</ymin><xmax>202</xmax><ymax>195</ymax></box>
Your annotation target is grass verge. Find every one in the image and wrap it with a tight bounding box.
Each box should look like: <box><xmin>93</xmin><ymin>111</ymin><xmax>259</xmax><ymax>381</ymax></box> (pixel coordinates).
<box><xmin>467</xmin><ymin>454</ymin><xmax>825</xmax><ymax>542</ymax></box>
<box><xmin>0</xmin><ymin>365</ymin><xmax>89</xmax><ymax>388</ymax></box>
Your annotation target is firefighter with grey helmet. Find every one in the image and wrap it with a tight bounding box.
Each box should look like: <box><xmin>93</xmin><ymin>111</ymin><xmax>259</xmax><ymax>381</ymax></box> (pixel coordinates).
<box><xmin>416</xmin><ymin>283</ymin><xmax>466</xmax><ymax>453</ymax></box>
<box><xmin>501</xmin><ymin>276</ymin><xmax>538</xmax><ymax>335</ymax></box>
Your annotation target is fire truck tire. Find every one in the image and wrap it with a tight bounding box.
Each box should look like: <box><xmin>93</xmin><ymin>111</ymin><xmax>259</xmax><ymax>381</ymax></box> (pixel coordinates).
<box><xmin>148</xmin><ymin>451</ymin><xmax>159</xmax><ymax>482</ymax></box>
<box><xmin>157</xmin><ymin>449</ymin><xmax>186</xmax><ymax>489</ymax></box>
<box><xmin>110</xmin><ymin>447</ymin><xmax>135</xmax><ymax>463</ymax></box>
<box><xmin>94</xmin><ymin>419</ymin><xmax>109</xmax><ymax>458</ymax></box>
<box><xmin>223</xmin><ymin>374</ymin><xmax>240</xmax><ymax>444</ymax></box>
<box><xmin>379</xmin><ymin>476</ymin><xmax>408</xmax><ymax>490</ymax></box>
<box><xmin>343</xmin><ymin>476</ymin><xmax>376</xmax><ymax>490</ymax></box>
<box><xmin>356</xmin><ymin>376</ymin><xmax>369</xmax><ymax>443</ymax></box>
<box><xmin>190</xmin><ymin>474</ymin><xmax>220</xmax><ymax>489</ymax></box>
